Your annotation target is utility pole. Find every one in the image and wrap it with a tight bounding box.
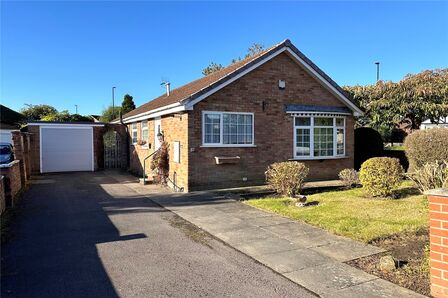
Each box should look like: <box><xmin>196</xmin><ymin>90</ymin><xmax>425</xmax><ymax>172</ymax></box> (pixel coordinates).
<box><xmin>75</xmin><ymin>105</ymin><xmax>78</xmax><ymax>114</ymax></box>
<box><xmin>375</xmin><ymin>62</ymin><xmax>380</xmax><ymax>82</ymax></box>
<box><xmin>112</xmin><ymin>86</ymin><xmax>116</xmax><ymax>119</ymax></box>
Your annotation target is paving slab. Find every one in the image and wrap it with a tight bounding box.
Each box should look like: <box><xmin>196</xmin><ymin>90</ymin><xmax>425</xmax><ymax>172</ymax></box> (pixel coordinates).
<box><xmin>310</xmin><ymin>239</ymin><xmax>384</xmax><ymax>262</ymax></box>
<box><xmin>215</xmin><ymin>227</ymin><xmax>275</xmax><ymax>244</ymax></box>
<box><xmin>236</xmin><ymin>236</ymin><xmax>304</xmax><ymax>257</ymax></box>
<box><xmin>256</xmin><ymin>248</ymin><xmax>333</xmax><ymax>273</ymax></box>
<box><xmin>245</xmin><ymin>215</ymin><xmax>295</xmax><ymax>227</ymax></box>
<box><xmin>284</xmin><ymin>262</ymin><xmax>378</xmax><ymax>295</ymax></box>
<box><xmin>261</xmin><ymin>221</ymin><xmax>324</xmax><ymax>239</ymax></box>
<box><xmin>321</xmin><ymin>278</ymin><xmax>427</xmax><ymax>298</ymax></box>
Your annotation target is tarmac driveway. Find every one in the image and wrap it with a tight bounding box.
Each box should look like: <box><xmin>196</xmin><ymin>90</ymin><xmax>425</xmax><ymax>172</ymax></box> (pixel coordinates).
<box><xmin>0</xmin><ymin>172</ymin><xmax>315</xmax><ymax>298</ymax></box>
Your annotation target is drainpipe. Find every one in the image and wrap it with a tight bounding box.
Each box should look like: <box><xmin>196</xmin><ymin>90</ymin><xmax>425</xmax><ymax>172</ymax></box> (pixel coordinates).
<box><xmin>119</xmin><ymin>111</ymin><xmax>130</xmax><ymax>169</ymax></box>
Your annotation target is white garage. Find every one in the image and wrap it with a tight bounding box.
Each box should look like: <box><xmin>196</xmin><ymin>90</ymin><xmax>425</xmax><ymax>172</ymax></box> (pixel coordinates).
<box><xmin>31</xmin><ymin>122</ymin><xmax>104</xmax><ymax>173</ymax></box>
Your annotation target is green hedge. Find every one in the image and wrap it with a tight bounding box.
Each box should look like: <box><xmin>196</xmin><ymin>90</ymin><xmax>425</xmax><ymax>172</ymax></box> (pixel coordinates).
<box><xmin>404</xmin><ymin>129</ymin><xmax>448</xmax><ymax>171</ymax></box>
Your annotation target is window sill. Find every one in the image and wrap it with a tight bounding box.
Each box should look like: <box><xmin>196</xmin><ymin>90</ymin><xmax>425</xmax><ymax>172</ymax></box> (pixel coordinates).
<box><xmin>289</xmin><ymin>155</ymin><xmax>349</xmax><ymax>161</ymax></box>
<box><xmin>200</xmin><ymin>144</ymin><xmax>257</xmax><ymax>148</ymax></box>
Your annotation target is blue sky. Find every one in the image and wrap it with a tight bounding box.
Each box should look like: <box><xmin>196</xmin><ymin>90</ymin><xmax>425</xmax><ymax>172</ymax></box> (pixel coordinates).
<box><xmin>1</xmin><ymin>1</ymin><xmax>447</xmax><ymax>115</ymax></box>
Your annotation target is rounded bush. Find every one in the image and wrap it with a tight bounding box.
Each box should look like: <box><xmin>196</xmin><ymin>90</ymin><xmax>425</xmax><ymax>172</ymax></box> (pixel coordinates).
<box><xmin>359</xmin><ymin>157</ymin><xmax>403</xmax><ymax>197</ymax></box>
<box><xmin>338</xmin><ymin>168</ymin><xmax>359</xmax><ymax>188</ymax></box>
<box><xmin>404</xmin><ymin>129</ymin><xmax>448</xmax><ymax>171</ymax></box>
<box><xmin>354</xmin><ymin>127</ymin><xmax>384</xmax><ymax>170</ymax></box>
<box><xmin>265</xmin><ymin>162</ymin><xmax>309</xmax><ymax>197</ymax></box>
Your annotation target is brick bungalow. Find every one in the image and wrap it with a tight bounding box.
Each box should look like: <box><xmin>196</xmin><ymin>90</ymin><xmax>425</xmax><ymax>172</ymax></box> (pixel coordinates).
<box><xmin>116</xmin><ymin>39</ymin><xmax>363</xmax><ymax>192</ymax></box>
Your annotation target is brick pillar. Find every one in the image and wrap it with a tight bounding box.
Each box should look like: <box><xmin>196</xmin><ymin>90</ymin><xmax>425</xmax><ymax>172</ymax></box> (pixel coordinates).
<box><xmin>11</xmin><ymin>131</ymin><xmax>26</xmax><ymax>185</ymax></box>
<box><xmin>23</xmin><ymin>134</ymin><xmax>31</xmax><ymax>180</ymax></box>
<box><xmin>428</xmin><ymin>189</ymin><xmax>448</xmax><ymax>298</ymax></box>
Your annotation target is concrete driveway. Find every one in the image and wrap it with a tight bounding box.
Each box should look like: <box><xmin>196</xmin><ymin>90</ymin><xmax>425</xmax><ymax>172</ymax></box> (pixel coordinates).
<box><xmin>1</xmin><ymin>172</ymin><xmax>315</xmax><ymax>298</ymax></box>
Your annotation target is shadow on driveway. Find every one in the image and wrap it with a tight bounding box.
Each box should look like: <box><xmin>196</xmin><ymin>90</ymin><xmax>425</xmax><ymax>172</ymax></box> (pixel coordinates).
<box><xmin>1</xmin><ymin>172</ymin><xmax>150</xmax><ymax>297</ymax></box>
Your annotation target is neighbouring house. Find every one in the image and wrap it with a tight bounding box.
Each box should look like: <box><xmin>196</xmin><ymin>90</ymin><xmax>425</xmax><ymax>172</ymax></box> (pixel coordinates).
<box><xmin>115</xmin><ymin>39</ymin><xmax>363</xmax><ymax>192</ymax></box>
<box><xmin>0</xmin><ymin>104</ymin><xmax>25</xmax><ymax>144</ymax></box>
<box><xmin>420</xmin><ymin>117</ymin><xmax>448</xmax><ymax>130</ymax></box>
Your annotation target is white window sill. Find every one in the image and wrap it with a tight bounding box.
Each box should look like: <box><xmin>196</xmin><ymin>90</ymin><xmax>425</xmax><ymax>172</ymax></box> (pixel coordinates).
<box><xmin>289</xmin><ymin>155</ymin><xmax>349</xmax><ymax>161</ymax></box>
<box><xmin>200</xmin><ymin>144</ymin><xmax>257</xmax><ymax>148</ymax></box>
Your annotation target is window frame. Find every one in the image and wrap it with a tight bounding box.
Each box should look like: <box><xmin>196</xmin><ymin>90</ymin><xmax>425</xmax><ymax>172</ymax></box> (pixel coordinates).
<box><xmin>202</xmin><ymin>111</ymin><xmax>255</xmax><ymax>147</ymax></box>
<box><xmin>141</xmin><ymin>120</ymin><xmax>149</xmax><ymax>148</ymax></box>
<box><xmin>131</xmin><ymin>123</ymin><xmax>138</xmax><ymax>145</ymax></box>
<box><xmin>293</xmin><ymin>115</ymin><xmax>345</xmax><ymax>160</ymax></box>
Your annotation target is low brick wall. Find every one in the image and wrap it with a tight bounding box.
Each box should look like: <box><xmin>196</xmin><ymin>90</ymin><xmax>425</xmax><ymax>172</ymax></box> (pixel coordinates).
<box><xmin>0</xmin><ymin>176</ymin><xmax>5</xmax><ymax>214</ymax></box>
<box><xmin>0</xmin><ymin>160</ymin><xmax>22</xmax><ymax>208</ymax></box>
<box><xmin>427</xmin><ymin>189</ymin><xmax>448</xmax><ymax>297</ymax></box>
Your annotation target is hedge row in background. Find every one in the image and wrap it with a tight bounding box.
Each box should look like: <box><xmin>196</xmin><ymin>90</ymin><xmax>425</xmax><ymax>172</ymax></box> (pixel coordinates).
<box><xmin>404</xmin><ymin>128</ymin><xmax>448</xmax><ymax>171</ymax></box>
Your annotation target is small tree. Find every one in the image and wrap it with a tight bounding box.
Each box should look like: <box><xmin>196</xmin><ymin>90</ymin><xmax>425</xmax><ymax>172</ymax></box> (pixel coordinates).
<box><xmin>21</xmin><ymin>104</ymin><xmax>57</xmax><ymax>120</ymax></box>
<box><xmin>121</xmin><ymin>94</ymin><xmax>136</xmax><ymax>115</ymax></box>
<box><xmin>41</xmin><ymin>111</ymin><xmax>92</xmax><ymax>122</ymax></box>
<box><xmin>100</xmin><ymin>106</ymin><xmax>121</xmax><ymax>123</ymax></box>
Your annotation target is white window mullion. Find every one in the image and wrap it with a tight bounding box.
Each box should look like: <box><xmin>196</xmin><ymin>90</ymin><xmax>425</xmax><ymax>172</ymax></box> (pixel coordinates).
<box><xmin>333</xmin><ymin>118</ymin><xmax>337</xmax><ymax>157</ymax></box>
<box><xmin>220</xmin><ymin>113</ymin><xmax>224</xmax><ymax>145</ymax></box>
<box><xmin>310</xmin><ymin>117</ymin><xmax>314</xmax><ymax>158</ymax></box>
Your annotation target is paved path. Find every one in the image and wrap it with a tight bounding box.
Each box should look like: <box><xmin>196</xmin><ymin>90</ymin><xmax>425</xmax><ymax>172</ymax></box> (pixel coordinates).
<box><xmin>108</xmin><ymin>172</ymin><xmax>426</xmax><ymax>298</ymax></box>
<box><xmin>1</xmin><ymin>172</ymin><xmax>315</xmax><ymax>298</ymax></box>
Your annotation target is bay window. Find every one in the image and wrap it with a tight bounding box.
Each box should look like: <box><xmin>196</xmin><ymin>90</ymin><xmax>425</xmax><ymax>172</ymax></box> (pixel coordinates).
<box><xmin>294</xmin><ymin>116</ymin><xmax>345</xmax><ymax>159</ymax></box>
<box><xmin>203</xmin><ymin>111</ymin><xmax>254</xmax><ymax>146</ymax></box>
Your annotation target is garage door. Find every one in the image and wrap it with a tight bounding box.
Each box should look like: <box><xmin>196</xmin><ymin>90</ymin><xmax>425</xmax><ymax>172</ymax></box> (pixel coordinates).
<box><xmin>41</xmin><ymin>127</ymin><xmax>94</xmax><ymax>173</ymax></box>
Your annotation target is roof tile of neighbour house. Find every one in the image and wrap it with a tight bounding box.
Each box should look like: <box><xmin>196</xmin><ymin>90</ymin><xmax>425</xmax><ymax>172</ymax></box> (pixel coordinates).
<box><xmin>0</xmin><ymin>104</ymin><xmax>25</xmax><ymax>128</ymax></box>
<box><xmin>122</xmin><ymin>39</ymin><xmax>362</xmax><ymax>121</ymax></box>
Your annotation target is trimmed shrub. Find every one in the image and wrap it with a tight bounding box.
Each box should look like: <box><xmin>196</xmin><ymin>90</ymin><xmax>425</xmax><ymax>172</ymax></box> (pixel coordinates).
<box><xmin>265</xmin><ymin>162</ymin><xmax>309</xmax><ymax>197</ymax></box>
<box><xmin>338</xmin><ymin>168</ymin><xmax>360</xmax><ymax>188</ymax></box>
<box><xmin>354</xmin><ymin>127</ymin><xmax>384</xmax><ymax>170</ymax></box>
<box><xmin>359</xmin><ymin>157</ymin><xmax>404</xmax><ymax>197</ymax></box>
<box><xmin>408</xmin><ymin>161</ymin><xmax>448</xmax><ymax>193</ymax></box>
<box><xmin>404</xmin><ymin>129</ymin><xmax>448</xmax><ymax>171</ymax></box>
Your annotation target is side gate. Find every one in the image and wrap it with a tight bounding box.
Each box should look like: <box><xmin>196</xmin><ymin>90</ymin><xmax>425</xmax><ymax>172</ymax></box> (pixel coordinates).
<box><xmin>103</xmin><ymin>130</ymin><xmax>122</xmax><ymax>169</ymax></box>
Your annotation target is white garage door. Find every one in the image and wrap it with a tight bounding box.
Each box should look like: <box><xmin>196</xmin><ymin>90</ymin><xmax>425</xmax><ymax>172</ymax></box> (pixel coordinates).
<box><xmin>41</xmin><ymin>126</ymin><xmax>94</xmax><ymax>173</ymax></box>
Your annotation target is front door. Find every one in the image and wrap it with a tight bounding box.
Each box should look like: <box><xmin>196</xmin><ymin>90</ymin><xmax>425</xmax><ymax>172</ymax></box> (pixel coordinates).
<box><xmin>154</xmin><ymin>117</ymin><xmax>162</xmax><ymax>150</ymax></box>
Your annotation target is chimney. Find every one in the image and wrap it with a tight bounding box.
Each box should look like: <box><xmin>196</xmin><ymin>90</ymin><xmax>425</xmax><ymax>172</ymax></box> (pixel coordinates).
<box><xmin>165</xmin><ymin>82</ymin><xmax>171</xmax><ymax>96</ymax></box>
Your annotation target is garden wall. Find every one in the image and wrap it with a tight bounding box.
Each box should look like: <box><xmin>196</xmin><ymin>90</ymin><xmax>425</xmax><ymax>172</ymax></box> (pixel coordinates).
<box><xmin>0</xmin><ymin>160</ymin><xmax>22</xmax><ymax>209</ymax></box>
<box><xmin>0</xmin><ymin>131</ymin><xmax>31</xmax><ymax>214</ymax></box>
<box><xmin>427</xmin><ymin>189</ymin><xmax>448</xmax><ymax>298</ymax></box>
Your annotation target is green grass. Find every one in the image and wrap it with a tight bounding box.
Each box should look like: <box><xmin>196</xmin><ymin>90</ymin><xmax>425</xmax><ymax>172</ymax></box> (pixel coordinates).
<box><xmin>385</xmin><ymin>145</ymin><xmax>405</xmax><ymax>151</ymax></box>
<box><xmin>244</xmin><ymin>181</ymin><xmax>428</xmax><ymax>243</ymax></box>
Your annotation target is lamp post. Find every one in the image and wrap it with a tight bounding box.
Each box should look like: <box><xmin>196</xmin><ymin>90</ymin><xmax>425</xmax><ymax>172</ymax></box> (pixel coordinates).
<box><xmin>375</xmin><ymin>62</ymin><xmax>380</xmax><ymax>82</ymax></box>
<box><xmin>112</xmin><ymin>86</ymin><xmax>116</xmax><ymax>119</ymax></box>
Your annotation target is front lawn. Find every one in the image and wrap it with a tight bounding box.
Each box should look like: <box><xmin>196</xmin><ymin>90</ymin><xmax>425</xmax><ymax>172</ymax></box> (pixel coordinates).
<box><xmin>244</xmin><ymin>181</ymin><xmax>428</xmax><ymax>243</ymax></box>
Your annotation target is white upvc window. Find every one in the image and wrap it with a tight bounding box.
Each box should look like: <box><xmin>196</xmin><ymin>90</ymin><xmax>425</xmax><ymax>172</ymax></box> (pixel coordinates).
<box><xmin>131</xmin><ymin>123</ymin><xmax>138</xmax><ymax>145</ymax></box>
<box><xmin>141</xmin><ymin>120</ymin><xmax>148</xmax><ymax>147</ymax></box>
<box><xmin>293</xmin><ymin>116</ymin><xmax>345</xmax><ymax>159</ymax></box>
<box><xmin>202</xmin><ymin>111</ymin><xmax>254</xmax><ymax>147</ymax></box>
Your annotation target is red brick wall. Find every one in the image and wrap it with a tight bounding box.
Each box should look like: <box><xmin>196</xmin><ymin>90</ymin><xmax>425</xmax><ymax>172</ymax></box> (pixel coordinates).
<box><xmin>428</xmin><ymin>191</ymin><xmax>448</xmax><ymax>298</ymax></box>
<box><xmin>188</xmin><ymin>52</ymin><xmax>354</xmax><ymax>190</ymax></box>
<box><xmin>129</xmin><ymin>119</ymin><xmax>155</xmax><ymax>177</ymax></box>
<box><xmin>0</xmin><ymin>160</ymin><xmax>22</xmax><ymax>208</ymax></box>
<box><xmin>128</xmin><ymin>115</ymin><xmax>189</xmax><ymax>191</ymax></box>
<box><xmin>28</xmin><ymin>125</ymin><xmax>40</xmax><ymax>174</ymax></box>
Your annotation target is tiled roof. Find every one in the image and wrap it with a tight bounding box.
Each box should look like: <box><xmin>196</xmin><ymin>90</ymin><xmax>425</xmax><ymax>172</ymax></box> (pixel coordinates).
<box><xmin>121</xmin><ymin>39</ymin><xmax>361</xmax><ymax>121</ymax></box>
<box><xmin>0</xmin><ymin>104</ymin><xmax>25</xmax><ymax>125</ymax></box>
